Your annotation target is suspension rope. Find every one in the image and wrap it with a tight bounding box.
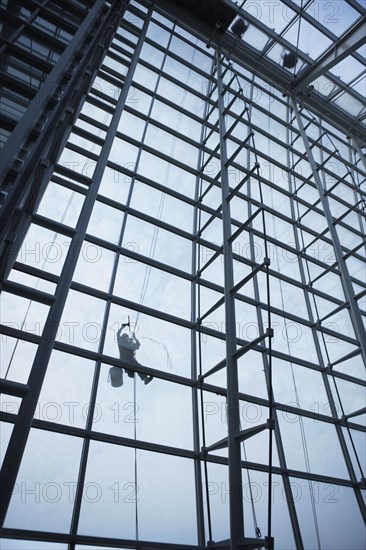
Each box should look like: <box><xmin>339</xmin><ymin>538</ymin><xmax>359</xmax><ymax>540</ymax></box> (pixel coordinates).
<box><xmin>133</xmin><ymin>374</ymin><xmax>139</xmax><ymax>540</ymax></box>
<box><xmin>128</xmin><ymin>35</ymin><xmax>215</xmax><ymax>542</ymax></box>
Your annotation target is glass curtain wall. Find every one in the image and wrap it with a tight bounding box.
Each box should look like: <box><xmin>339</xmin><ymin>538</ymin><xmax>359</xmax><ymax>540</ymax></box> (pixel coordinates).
<box><xmin>0</xmin><ymin>1</ymin><xmax>365</xmax><ymax>549</ymax></box>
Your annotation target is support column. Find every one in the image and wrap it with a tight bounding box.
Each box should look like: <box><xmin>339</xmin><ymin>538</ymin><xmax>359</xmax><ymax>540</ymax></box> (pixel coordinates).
<box><xmin>191</xmin><ymin>60</ymin><xmax>218</xmax><ymax>546</ymax></box>
<box><xmin>216</xmin><ymin>49</ymin><xmax>244</xmax><ymax>550</ymax></box>
<box><xmin>290</xmin><ymin>97</ymin><xmax>366</xmax><ymax>365</ymax></box>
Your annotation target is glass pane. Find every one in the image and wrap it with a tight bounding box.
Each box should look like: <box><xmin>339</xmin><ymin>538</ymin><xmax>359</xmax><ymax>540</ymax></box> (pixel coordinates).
<box><xmin>5</xmin><ymin>429</ymin><xmax>82</xmax><ymax>532</ymax></box>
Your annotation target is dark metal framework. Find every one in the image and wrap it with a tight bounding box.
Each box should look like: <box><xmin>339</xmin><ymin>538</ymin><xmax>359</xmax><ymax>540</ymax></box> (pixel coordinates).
<box><xmin>0</xmin><ymin>1</ymin><xmax>365</xmax><ymax>550</ymax></box>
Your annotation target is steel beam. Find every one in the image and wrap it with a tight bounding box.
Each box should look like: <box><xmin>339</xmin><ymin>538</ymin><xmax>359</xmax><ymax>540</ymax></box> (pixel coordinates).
<box><xmin>290</xmin><ymin>17</ymin><xmax>366</xmax><ymax>93</ymax></box>
<box><xmin>286</xmin><ymin>104</ymin><xmax>366</xmax><ymax>530</ymax></box>
<box><xmin>216</xmin><ymin>48</ymin><xmax>244</xmax><ymax>550</ymax></box>
<box><xmin>154</xmin><ymin>0</ymin><xmax>366</xmax><ymax>141</ymax></box>
<box><xmin>291</xmin><ymin>97</ymin><xmax>366</xmax><ymax>366</ymax></box>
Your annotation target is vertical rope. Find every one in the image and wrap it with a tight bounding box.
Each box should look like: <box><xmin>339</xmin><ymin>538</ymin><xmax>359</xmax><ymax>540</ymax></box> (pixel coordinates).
<box><xmin>133</xmin><ymin>374</ymin><xmax>139</xmax><ymax>540</ymax></box>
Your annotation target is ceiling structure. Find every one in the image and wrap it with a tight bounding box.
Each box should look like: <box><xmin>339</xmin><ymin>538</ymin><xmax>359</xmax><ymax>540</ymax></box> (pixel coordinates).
<box><xmin>156</xmin><ymin>0</ymin><xmax>366</xmax><ymax>142</ymax></box>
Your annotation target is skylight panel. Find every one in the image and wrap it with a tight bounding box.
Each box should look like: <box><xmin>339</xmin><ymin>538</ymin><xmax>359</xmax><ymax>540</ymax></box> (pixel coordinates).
<box><xmin>282</xmin><ymin>17</ymin><xmax>332</xmax><ymax>59</ymax></box>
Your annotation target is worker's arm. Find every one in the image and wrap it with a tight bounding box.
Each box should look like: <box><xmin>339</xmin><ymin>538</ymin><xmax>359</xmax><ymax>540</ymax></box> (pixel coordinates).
<box><xmin>117</xmin><ymin>323</ymin><xmax>129</xmax><ymax>338</ymax></box>
<box><xmin>131</xmin><ymin>333</ymin><xmax>140</xmax><ymax>349</ymax></box>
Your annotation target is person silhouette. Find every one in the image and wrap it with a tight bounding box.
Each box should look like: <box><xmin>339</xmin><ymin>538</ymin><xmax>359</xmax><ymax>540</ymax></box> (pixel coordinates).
<box><xmin>114</xmin><ymin>325</ymin><xmax>153</xmax><ymax>385</ymax></box>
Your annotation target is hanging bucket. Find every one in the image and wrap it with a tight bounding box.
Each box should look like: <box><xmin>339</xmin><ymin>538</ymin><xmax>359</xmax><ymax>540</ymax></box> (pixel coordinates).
<box><xmin>109</xmin><ymin>366</ymin><xmax>123</xmax><ymax>387</ymax></box>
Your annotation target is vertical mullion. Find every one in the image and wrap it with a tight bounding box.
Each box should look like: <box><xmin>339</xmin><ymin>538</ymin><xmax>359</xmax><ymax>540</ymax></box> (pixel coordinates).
<box><xmin>190</xmin><ymin>56</ymin><xmax>217</xmax><ymax>548</ymax></box>
<box><xmin>291</xmin><ymin>97</ymin><xmax>366</xmax><ymax>365</ymax></box>
<box><xmin>216</xmin><ymin>49</ymin><xmax>244</xmax><ymax>549</ymax></box>
<box><xmin>286</xmin><ymin>102</ymin><xmax>366</xmax><ymax>529</ymax></box>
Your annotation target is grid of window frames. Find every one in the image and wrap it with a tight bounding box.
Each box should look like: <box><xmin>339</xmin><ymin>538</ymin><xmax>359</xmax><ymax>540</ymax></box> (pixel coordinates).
<box><xmin>0</xmin><ymin>1</ymin><xmax>365</xmax><ymax>549</ymax></box>
<box><xmin>0</xmin><ymin>0</ymin><xmax>92</xmax><ymax>148</ymax></box>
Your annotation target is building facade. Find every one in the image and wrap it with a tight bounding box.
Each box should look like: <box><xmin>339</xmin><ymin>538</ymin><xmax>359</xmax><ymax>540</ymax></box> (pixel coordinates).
<box><xmin>0</xmin><ymin>1</ymin><xmax>365</xmax><ymax>549</ymax></box>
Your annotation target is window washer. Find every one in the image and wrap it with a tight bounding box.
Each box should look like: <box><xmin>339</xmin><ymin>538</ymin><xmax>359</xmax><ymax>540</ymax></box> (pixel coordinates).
<box><xmin>110</xmin><ymin>323</ymin><xmax>153</xmax><ymax>387</ymax></box>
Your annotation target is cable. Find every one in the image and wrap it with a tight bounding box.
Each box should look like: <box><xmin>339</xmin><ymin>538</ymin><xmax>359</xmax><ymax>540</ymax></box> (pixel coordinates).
<box><xmin>128</xmin><ymin>36</ymin><xmax>216</xmax><ymax>543</ymax></box>
<box><xmin>133</xmin><ymin>374</ymin><xmax>139</xmax><ymax>541</ymax></box>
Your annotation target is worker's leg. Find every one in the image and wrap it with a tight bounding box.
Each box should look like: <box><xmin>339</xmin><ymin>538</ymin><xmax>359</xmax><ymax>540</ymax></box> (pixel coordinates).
<box><xmin>138</xmin><ymin>373</ymin><xmax>153</xmax><ymax>385</ymax></box>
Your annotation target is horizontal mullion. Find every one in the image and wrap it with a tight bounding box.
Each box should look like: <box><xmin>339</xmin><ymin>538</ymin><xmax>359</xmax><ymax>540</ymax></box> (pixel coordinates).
<box><xmin>113</xmin><ymin>134</ymin><xmax>199</xmax><ymax>178</ymax></box>
<box><xmin>1</xmin><ymin>318</ymin><xmax>364</xmax><ymax>392</ymax></box>
<box><xmin>96</xmin><ymin>66</ymin><xmax>124</xmax><ymax>90</ymax></box>
<box><xmin>109</xmin><ymin>41</ymin><xmax>133</xmax><ymax>60</ymax></box>
<box><xmin>0</xmin><ymin>71</ymin><xmax>38</xmax><ymax>100</ymax></box>
<box><xmin>89</xmin><ymin>86</ymin><xmax>118</xmax><ymax>107</ymax></box>
<box><xmin>71</xmin><ymin>124</ymin><xmax>106</xmax><ymax>147</ymax></box>
<box><xmin>114</xmin><ymin>32</ymin><xmax>137</xmax><ymax>50</ymax></box>
<box><xmin>1</xmin><ymin>42</ymin><xmax>53</xmax><ymax>72</ymax></box>
<box><xmin>83</xmin><ymin>93</ymin><xmax>115</xmax><ymax>115</ymax></box>
<box><xmin>130</xmin><ymin>81</ymin><xmax>209</xmax><ymax>127</ymax></box>
<box><xmin>77</xmin><ymin>112</ymin><xmax>109</xmax><ymax>133</ymax></box>
<box><xmin>101</xmin><ymin>163</ymin><xmax>197</xmax><ymax>208</ymax></box>
<box><xmin>64</xmin><ymin>140</ymin><xmax>100</xmax><ymax>162</ymax></box>
<box><xmin>104</xmin><ymin>48</ymin><xmax>131</xmax><ymax>69</ymax></box>
<box><xmin>2</xmin><ymin>280</ymin><xmax>55</xmax><ymax>306</ymax></box>
<box><xmin>54</xmin><ymin>163</ymin><xmax>92</xmax><ymax>187</ymax></box>
<box><xmin>94</xmin><ymin>194</ymin><xmax>194</xmax><ymax>243</ymax></box>
<box><xmin>32</xmin><ymin>212</ymin><xmax>77</xmax><ymax>238</ymax></box>
<box><xmin>98</xmin><ymin>62</ymin><xmax>126</xmax><ymax>83</ymax></box>
<box><xmin>138</xmin><ymin>57</ymin><xmax>209</xmax><ymax>104</ymax></box>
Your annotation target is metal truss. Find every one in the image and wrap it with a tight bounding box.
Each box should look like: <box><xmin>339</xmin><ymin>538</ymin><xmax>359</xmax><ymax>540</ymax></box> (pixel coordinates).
<box><xmin>290</xmin><ymin>17</ymin><xmax>366</xmax><ymax>93</ymax></box>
